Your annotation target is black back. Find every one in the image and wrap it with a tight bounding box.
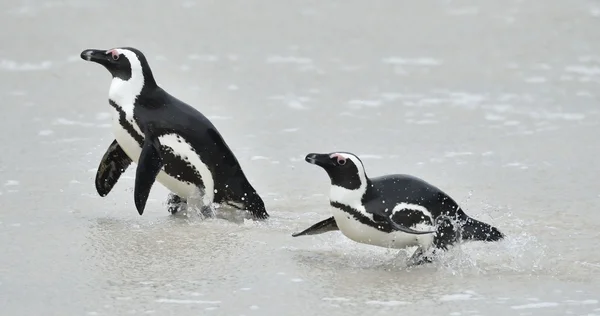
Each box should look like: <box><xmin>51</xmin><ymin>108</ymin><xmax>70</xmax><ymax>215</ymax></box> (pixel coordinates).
<box><xmin>132</xmin><ymin>87</ymin><xmax>255</xmax><ymax>203</ymax></box>
<box><xmin>363</xmin><ymin>174</ymin><xmax>468</xmax><ymax>227</ymax></box>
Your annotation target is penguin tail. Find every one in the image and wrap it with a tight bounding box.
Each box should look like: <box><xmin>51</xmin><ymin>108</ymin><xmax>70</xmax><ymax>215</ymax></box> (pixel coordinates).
<box><xmin>460</xmin><ymin>217</ymin><xmax>504</xmax><ymax>242</ymax></box>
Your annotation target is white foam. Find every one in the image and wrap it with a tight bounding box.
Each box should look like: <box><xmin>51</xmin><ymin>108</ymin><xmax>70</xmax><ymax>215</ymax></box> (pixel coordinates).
<box><xmin>525</xmin><ymin>77</ymin><xmax>547</xmax><ymax>83</ymax></box>
<box><xmin>95</xmin><ymin>112</ymin><xmax>111</xmax><ymax>120</ymax></box>
<box><xmin>439</xmin><ymin>294</ymin><xmax>476</xmax><ymax>302</ymax></box>
<box><xmin>358</xmin><ymin>154</ymin><xmax>382</xmax><ymax>159</ymax></box>
<box><xmin>323</xmin><ymin>297</ymin><xmax>350</xmax><ymax>302</ymax></box>
<box><xmin>250</xmin><ymin>156</ymin><xmax>269</xmax><ymax>161</ymax></box>
<box><xmin>504</xmin><ymin>121</ymin><xmax>520</xmax><ymax>126</ymax></box>
<box><xmin>155</xmin><ymin>299</ymin><xmax>220</xmax><ymax>304</ymax></box>
<box><xmin>181</xmin><ymin>1</ymin><xmax>196</xmax><ymax>8</ymax></box>
<box><xmin>380</xmin><ymin>93</ymin><xmax>404</xmax><ymax>101</ymax></box>
<box><xmin>566</xmin><ymin>65</ymin><xmax>600</xmax><ymax>76</ymax></box>
<box><xmin>564</xmin><ymin>299</ymin><xmax>598</xmax><ymax>305</ymax></box>
<box><xmin>38</xmin><ymin>130</ymin><xmax>54</xmax><ymax>136</ymax></box>
<box><xmin>249</xmin><ymin>305</ymin><xmax>259</xmax><ymax>310</ymax></box>
<box><xmin>240</xmin><ymin>288</ymin><xmax>251</xmax><ymax>291</ymax></box>
<box><xmin>290</xmin><ymin>278</ymin><xmax>303</xmax><ymax>282</ymax></box>
<box><xmin>447</xmin><ymin>7</ymin><xmax>479</xmax><ymax>15</ymax></box>
<box><xmin>576</xmin><ymin>91</ymin><xmax>593</xmax><ymax>97</ymax></box>
<box><xmin>365</xmin><ymin>300</ymin><xmax>410</xmax><ymax>306</ymax></box>
<box><xmin>348</xmin><ymin>99</ymin><xmax>382</xmax><ymax>108</ymax></box>
<box><xmin>4</xmin><ymin>180</ymin><xmax>19</xmax><ymax>186</ymax></box>
<box><xmin>53</xmin><ymin>118</ymin><xmax>95</xmax><ymax>127</ymax></box>
<box><xmin>485</xmin><ymin>114</ymin><xmax>505</xmax><ymax>121</ymax></box>
<box><xmin>282</xmin><ymin>128</ymin><xmax>299</xmax><ymax>132</ymax></box>
<box><xmin>411</xmin><ymin>119</ymin><xmax>438</xmax><ymax>125</ymax></box>
<box><xmin>444</xmin><ymin>152</ymin><xmax>473</xmax><ymax>158</ymax></box>
<box><xmin>0</xmin><ymin>59</ymin><xmax>52</xmax><ymax>71</ymax></box>
<box><xmin>266</xmin><ymin>56</ymin><xmax>312</xmax><ymax>64</ymax></box>
<box><xmin>287</xmin><ymin>99</ymin><xmax>307</xmax><ymax>109</ymax></box>
<box><xmin>511</xmin><ymin>302</ymin><xmax>559</xmax><ymax>309</ymax></box>
<box><xmin>188</xmin><ymin>54</ymin><xmax>219</xmax><ymax>62</ymax></box>
<box><xmin>206</xmin><ymin>116</ymin><xmax>232</xmax><ymax>120</ymax></box>
<box><xmin>227</xmin><ymin>84</ymin><xmax>239</xmax><ymax>91</ymax></box>
<box><xmin>382</xmin><ymin>57</ymin><xmax>442</xmax><ymax>66</ymax></box>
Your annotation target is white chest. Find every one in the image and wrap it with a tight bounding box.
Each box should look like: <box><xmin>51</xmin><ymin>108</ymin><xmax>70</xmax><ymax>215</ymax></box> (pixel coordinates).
<box><xmin>330</xmin><ymin>203</ymin><xmax>434</xmax><ymax>250</ymax></box>
<box><xmin>111</xmin><ymin>106</ymin><xmax>143</xmax><ymax>162</ymax></box>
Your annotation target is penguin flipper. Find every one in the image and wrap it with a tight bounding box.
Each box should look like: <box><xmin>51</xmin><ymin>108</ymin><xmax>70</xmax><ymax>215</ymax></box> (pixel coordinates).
<box><xmin>366</xmin><ymin>203</ymin><xmax>436</xmax><ymax>235</ymax></box>
<box><xmin>134</xmin><ymin>135</ymin><xmax>164</xmax><ymax>215</ymax></box>
<box><xmin>95</xmin><ymin>139</ymin><xmax>132</xmax><ymax>197</ymax></box>
<box><xmin>384</xmin><ymin>216</ymin><xmax>436</xmax><ymax>235</ymax></box>
<box><xmin>292</xmin><ymin>216</ymin><xmax>339</xmax><ymax>237</ymax></box>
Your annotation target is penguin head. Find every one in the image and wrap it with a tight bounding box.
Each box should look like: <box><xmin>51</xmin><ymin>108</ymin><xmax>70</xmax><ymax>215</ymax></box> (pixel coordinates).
<box><xmin>80</xmin><ymin>47</ymin><xmax>155</xmax><ymax>84</ymax></box>
<box><xmin>305</xmin><ymin>152</ymin><xmax>366</xmax><ymax>190</ymax></box>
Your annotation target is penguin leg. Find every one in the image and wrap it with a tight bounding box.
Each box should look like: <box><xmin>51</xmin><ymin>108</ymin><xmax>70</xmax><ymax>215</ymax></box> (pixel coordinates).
<box><xmin>407</xmin><ymin>217</ymin><xmax>461</xmax><ymax>266</ymax></box>
<box><xmin>432</xmin><ymin>216</ymin><xmax>462</xmax><ymax>250</ymax></box>
<box><xmin>166</xmin><ymin>193</ymin><xmax>188</xmax><ymax>215</ymax></box>
<box><xmin>407</xmin><ymin>247</ymin><xmax>435</xmax><ymax>266</ymax></box>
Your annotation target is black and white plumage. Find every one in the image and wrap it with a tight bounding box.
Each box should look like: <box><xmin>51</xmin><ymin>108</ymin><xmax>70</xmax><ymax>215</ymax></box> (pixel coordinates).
<box><xmin>81</xmin><ymin>47</ymin><xmax>269</xmax><ymax>219</ymax></box>
<box><xmin>292</xmin><ymin>152</ymin><xmax>504</xmax><ymax>264</ymax></box>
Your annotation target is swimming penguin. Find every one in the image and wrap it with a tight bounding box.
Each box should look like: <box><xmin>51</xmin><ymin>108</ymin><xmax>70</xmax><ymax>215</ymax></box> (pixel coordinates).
<box><xmin>81</xmin><ymin>47</ymin><xmax>269</xmax><ymax>219</ymax></box>
<box><xmin>292</xmin><ymin>151</ymin><xmax>504</xmax><ymax>264</ymax></box>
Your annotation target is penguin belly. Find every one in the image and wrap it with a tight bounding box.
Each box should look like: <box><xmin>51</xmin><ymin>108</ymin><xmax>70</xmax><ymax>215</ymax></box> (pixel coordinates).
<box><xmin>330</xmin><ymin>206</ymin><xmax>435</xmax><ymax>249</ymax></box>
<box><xmin>111</xmin><ymin>115</ymin><xmax>214</xmax><ymax>205</ymax></box>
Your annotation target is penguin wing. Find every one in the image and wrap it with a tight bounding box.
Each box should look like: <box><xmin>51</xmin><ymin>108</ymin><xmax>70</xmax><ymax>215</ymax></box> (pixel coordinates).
<box><xmin>366</xmin><ymin>202</ymin><xmax>436</xmax><ymax>235</ymax></box>
<box><xmin>95</xmin><ymin>139</ymin><xmax>132</xmax><ymax>197</ymax></box>
<box><xmin>292</xmin><ymin>216</ymin><xmax>339</xmax><ymax>237</ymax></box>
<box><xmin>134</xmin><ymin>134</ymin><xmax>164</xmax><ymax>215</ymax></box>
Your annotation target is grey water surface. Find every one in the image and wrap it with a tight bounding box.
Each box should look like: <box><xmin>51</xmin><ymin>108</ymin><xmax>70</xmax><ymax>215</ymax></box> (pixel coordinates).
<box><xmin>1</xmin><ymin>0</ymin><xmax>599</xmax><ymax>315</ymax></box>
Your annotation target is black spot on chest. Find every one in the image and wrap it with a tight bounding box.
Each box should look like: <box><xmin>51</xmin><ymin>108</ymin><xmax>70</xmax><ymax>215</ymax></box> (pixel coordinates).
<box><xmin>110</xmin><ymin>100</ymin><xmax>143</xmax><ymax>146</ymax></box>
<box><xmin>331</xmin><ymin>201</ymin><xmax>394</xmax><ymax>233</ymax></box>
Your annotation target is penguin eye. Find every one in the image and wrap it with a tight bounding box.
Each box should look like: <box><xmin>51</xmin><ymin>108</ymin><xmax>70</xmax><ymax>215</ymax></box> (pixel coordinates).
<box><xmin>112</xmin><ymin>54</ymin><xmax>120</xmax><ymax>61</ymax></box>
<box><xmin>337</xmin><ymin>159</ymin><xmax>346</xmax><ymax>166</ymax></box>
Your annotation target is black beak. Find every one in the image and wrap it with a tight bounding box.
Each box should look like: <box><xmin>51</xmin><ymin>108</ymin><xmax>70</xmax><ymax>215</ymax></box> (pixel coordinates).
<box><xmin>305</xmin><ymin>153</ymin><xmax>334</xmax><ymax>168</ymax></box>
<box><xmin>80</xmin><ymin>49</ymin><xmax>109</xmax><ymax>63</ymax></box>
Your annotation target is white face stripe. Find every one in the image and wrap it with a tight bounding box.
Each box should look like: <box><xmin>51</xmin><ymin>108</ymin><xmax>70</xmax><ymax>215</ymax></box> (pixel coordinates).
<box><xmin>328</xmin><ymin>152</ymin><xmax>370</xmax><ymax>216</ymax></box>
<box><xmin>108</xmin><ymin>48</ymin><xmax>145</xmax><ymax>113</ymax></box>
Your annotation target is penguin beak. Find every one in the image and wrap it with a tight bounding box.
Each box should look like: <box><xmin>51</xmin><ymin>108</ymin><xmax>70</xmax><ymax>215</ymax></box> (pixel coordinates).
<box><xmin>305</xmin><ymin>153</ymin><xmax>334</xmax><ymax>168</ymax></box>
<box><xmin>80</xmin><ymin>49</ymin><xmax>109</xmax><ymax>64</ymax></box>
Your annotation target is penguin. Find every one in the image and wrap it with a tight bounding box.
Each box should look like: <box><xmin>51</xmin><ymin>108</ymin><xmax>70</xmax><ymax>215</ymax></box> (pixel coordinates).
<box><xmin>292</xmin><ymin>151</ymin><xmax>504</xmax><ymax>265</ymax></box>
<box><xmin>81</xmin><ymin>47</ymin><xmax>269</xmax><ymax>220</ymax></box>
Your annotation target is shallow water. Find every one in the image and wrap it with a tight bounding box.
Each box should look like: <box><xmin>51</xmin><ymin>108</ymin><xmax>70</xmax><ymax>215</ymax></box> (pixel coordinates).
<box><xmin>1</xmin><ymin>0</ymin><xmax>600</xmax><ymax>315</ymax></box>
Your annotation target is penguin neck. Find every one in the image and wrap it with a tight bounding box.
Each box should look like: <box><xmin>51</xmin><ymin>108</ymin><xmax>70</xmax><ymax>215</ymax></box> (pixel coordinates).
<box><xmin>108</xmin><ymin>70</ymin><xmax>157</xmax><ymax>109</ymax></box>
<box><xmin>329</xmin><ymin>174</ymin><xmax>373</xmax><ymax>207</ymax></box>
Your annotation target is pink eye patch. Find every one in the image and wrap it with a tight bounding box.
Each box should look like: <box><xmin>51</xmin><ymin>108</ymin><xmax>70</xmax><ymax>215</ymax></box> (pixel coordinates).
<box><xmin>106</xmin><ymin>49</ymin><xmax>120</xmax><ymax>60</ymax></box>
<box><xmin>329</xmin><ymin>153</ymin><xmax>346</xmax><ymax>165</ymax></box>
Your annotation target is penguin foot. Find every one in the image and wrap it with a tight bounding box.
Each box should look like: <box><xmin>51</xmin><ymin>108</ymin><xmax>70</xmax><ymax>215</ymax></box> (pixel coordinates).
<box><xmin>199</xmin><ymin>205</ymin><xmax>215</xmax><ymax>218</ymax></box>
<box><xmin>167</xmin><ymin>193</ymin><xmax>187</xmax><ymax>215</ymax></box>
<box><xmin>406</xmin><ymin>247</ymin><xmax>435</xmax><ymax>266</ymax></box>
